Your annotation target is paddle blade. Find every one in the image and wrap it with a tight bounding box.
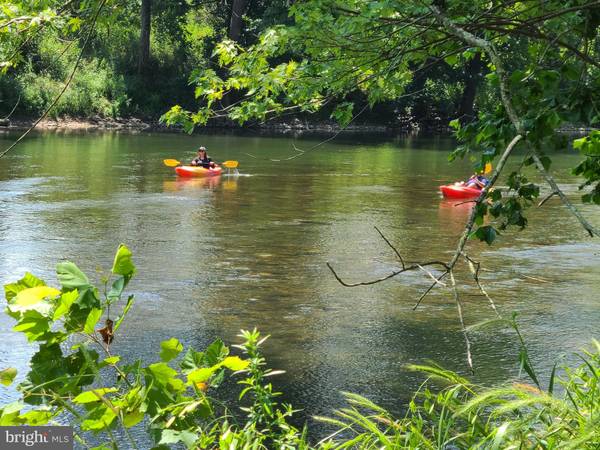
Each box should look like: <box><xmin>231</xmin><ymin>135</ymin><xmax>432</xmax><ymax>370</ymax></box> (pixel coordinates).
<box><xmin>163</xmin><ymin>159</ymin><xmax>181</xmax><ymax>167</ymax></box>
<box><xmin>222</xmin><ymin>160</ymin><xmax>239</xmax><ymax>169</ymax></box>
<box><xmin>484</xmin><ymin>163</ymin><xmax>492</xmax><ymax>174</ymax></box>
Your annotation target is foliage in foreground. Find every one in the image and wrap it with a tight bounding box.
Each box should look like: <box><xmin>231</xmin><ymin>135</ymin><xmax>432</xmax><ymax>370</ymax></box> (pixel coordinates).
<box><xmin>0</xmin><ymin>246</ymin><xmax>598</xmax><ymax>449</ymax></box>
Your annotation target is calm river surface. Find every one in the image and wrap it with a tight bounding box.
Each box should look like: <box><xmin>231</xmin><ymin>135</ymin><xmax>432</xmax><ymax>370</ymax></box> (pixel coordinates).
<box><xmin>0</xmin><ymin>130</ymin><xmax>599</xmax><ymax>429</ymax></box>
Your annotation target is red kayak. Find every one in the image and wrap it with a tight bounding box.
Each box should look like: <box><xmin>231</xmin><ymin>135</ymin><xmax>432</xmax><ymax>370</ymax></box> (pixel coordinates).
<box><xmin>439</xmin><ymin>184</ymin><xmax>483</xmax><ymax>199</ymax></box>
<box><xmin>175</xmin><ymin>165</ymin><xmax>222</xmax><ymax>178</ymax></box>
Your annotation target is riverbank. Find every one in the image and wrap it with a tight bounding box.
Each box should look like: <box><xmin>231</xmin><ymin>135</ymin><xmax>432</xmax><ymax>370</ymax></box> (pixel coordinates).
<box><xmin>1</xmin><ymin>116</ymin><xmax>595</xmax><ymax>136</ymax></box>
<box><xmin>0</xmin><ymin>115</ymin><xmax>448</xmax><ymax>134</ymax></box>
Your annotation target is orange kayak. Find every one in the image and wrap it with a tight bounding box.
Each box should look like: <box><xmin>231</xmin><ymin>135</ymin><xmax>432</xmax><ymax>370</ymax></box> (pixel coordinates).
<box><xmin>439</xmin><ymin>184</ymin><xmax>482</xmax><ymax>199</ymax></box>
<box><xmin>175</xmin><ymin>165</ymin><xmax>222</xmax><ymax>177</ymax></box>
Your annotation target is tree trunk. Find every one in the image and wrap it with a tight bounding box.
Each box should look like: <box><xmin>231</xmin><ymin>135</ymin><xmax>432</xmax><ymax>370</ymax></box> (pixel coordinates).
<box><xmin>222</xmin><ymin>0</ymin><xmax>249</xmax><ymax>108</ymax></box>
<box><xmin>457</xmin><ymin>53</ymin><xmax>483</xmax><ymax>123</ymax></box>
<box><xmin>138</xmin><ymin>0</ymin><xmax>151</xmax><ymax>74</ymax></box>
<box><xmin>228</xmin><ymin>0</ymin><xmax>248</xmax><ymax>42</ymax></box>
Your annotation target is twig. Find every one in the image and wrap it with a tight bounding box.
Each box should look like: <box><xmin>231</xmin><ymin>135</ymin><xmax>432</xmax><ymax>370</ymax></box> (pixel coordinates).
<box><xmin>416</xmin><ymin>263</ymin><xmax>446</xmax><ymax>287</ymax></box>
<box><xmin>374</xmin><ymin>226</ymin><xmax>405</xmax><ymax>269</ymax></box>
<box><xmin>450</xmin><ymin>270</ymin><xmax>473</xmax><ymax>373</ymax></box>
<box><xmin>463</xmin><ymin>253</ymin><xmax>500</xmax><ymax>316</ymax></box>
<box><xmin>412</xmin><ymin>271</ymin><xmax>449</xmax><ymax>310</ymax></box>
<box><xmin>537</xmin><ymin>190</ymin><xmax>557</xmax><ymax>207</ymax></box>
<box><xmin>1</xmin><ymin>95</ymin><xmax>20</xmax><ymax>121</ymax></box>
<box><xmin>531</xmin><ymin>153</ymin><xmax>599</xmax><ymax>237</ymax></box>
<box><xmin>326</xmin><ymin>261</ymin><xmax>448</xmax><ymax>287</ymax></box>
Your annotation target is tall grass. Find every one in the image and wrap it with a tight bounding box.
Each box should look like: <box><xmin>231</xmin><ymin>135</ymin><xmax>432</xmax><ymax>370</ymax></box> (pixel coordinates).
<box><xmin>316</xmin><ymin>341</ymin><xmax>600</xmax><ymax>449</ymax></box>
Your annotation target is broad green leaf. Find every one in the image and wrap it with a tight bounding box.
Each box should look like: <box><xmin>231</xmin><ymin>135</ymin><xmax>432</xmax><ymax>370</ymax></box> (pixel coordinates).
<box><xmin>4</xmin><ymin>273</ymin><xmax>46</xmax><ymax>302</ymax></box>
<box><xmin>221</xmin><ymin>356</ymin><xmax>249</xmax><ymax>371</ymax></box>
<box><xmin>73</xmin><ymin>388</ymin><xmax>118</xmax><ymax>404</ymax></box>
<box><xmin>0</xmin><ymin>401</ymin><xmax>24</xmax><ymax>426</ymax></box>
<box><xmin>13</xmin><ymin>311</ymin><xmax>50</xmax><ymax>342</ymax></box>
<box><xmin>84</xmin><ymin>308</ymin><xmax>103</xmax><ymax>335</ymax></box>
<box><xmin>180</xmin><ymin>348</ymin><xmax>205</xmax><ymax>373</ymax></box>
<box><xmin>187</xmin><ymin>367</ymin><xmax>216</xmax><ymax>384</ymax></box>
<box><xmin>204</xmin><ymin>339</ymin><xmax>228</xmax><ymax>366</ymax></box>
<box><xmin>0</xmin><ymin>368</ymin><xmax>17</xmax><ymax>386</ymax></box>
<box><xmin>20</xmin><ymin>410</ymin><xmax>52</xmax><ymax>425</ymax></box>
<box><xmin>53</xmin><ymin>290</ymin><xmax>79</xmax><ymax>320</ymax></box>
<box><xmin>9</xmin><ymin>287</ymin><xmax>60</xmax><ymax>315</ymax></box>
<box><xmin>159</xmin><ymin>430</ymin><xmax>199</xmax><ymax>448</ymax></box>
<box><xmin>160</xmin><ymin>338</ymin><xmax>183</xmax><ymax>362</ymax></box>
<box><xmin>111</xmin><ymin>244</ymin><xmax>136</xmax><ymax>278</ymax></box>
<box><xmin>123</xmin><ymin>409</ymin><xmax>144</xmax><ymax>428</ymax></box>
<box><xmin>103</xmin><ymin>356</ymin><xmax>120</xmax><ymax>365</ymax></box>
<box><xmin>81</xmin><ymin>405</ymin><xmax>117</xmax><ymax>431</ymax></box>
<box><xmin>147</xmin><ymin>363</ymin><xmax>184</xmax><ymax>391</ymax></box>
<box><xmin>57</xmin><ymin>262</ymin><xmax>90</xmax><ymax>290</ymax></box>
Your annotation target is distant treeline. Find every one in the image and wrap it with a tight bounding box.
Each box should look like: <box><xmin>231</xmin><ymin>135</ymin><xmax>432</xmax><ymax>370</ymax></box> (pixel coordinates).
<box><xmin>0</xmin><ymin>1</ymin><xmax>492</xmax><ymax>128</ymax></box>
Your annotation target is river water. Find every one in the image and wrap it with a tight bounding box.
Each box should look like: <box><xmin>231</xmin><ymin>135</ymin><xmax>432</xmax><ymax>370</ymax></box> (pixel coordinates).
<box><xmin>0</xmin><ymin>130</ymin><xmax>598</xmax><ymax>429</ymax></box>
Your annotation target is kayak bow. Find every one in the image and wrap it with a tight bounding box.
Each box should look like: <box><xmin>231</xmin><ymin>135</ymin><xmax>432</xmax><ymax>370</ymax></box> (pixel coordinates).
<box><xmin>175</xmin><ymin>165</ymin><xmax>222</xmax><ymax>178</ymax></box>
<box><xmin>439</xmin><ymin>184</ymin><xmax>482</xmax><ymax>199</ymax></box>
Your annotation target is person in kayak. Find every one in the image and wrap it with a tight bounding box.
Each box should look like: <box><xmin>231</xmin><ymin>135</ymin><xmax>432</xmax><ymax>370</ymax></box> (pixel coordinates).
<box><xmin>465</xmin><ymin>174</ymin><xmax>489</xmax><ymax>189</ymax></box>
<box><xmin>190</xmin><ymin>147</ymin><xmax>216</xmax><ymax>168</ymax></box>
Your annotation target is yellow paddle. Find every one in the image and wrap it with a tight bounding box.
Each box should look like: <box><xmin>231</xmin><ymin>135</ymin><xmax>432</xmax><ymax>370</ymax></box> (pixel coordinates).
<box><xmin>163</xmin><ymin>159</ymin><xmax>182</xmax><ymax>167</ymax></box>
<box><xmin>222</xmin><ymin>160</ymin><xmax>238</xmax><ymax>169</ymax></box>
<box><xmin>484</xmin><ymin>162</ymin><xmax>492</xmax><ymax>174</ymax></box>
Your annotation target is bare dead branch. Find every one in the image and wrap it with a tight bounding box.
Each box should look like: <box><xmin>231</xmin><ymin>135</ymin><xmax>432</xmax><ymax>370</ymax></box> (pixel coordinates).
<box><xmin>374</xmin><ymin>226</ymin><xmax>406</xmax><ymax>269</ymax></box>
<box><xmin>416</xmin><ymin>264</ymin><xmax>447</xmax><ymax>287</ymax></box>
<box><xmin>326</xmin><ymin>260</ymin><xmax>448</xmax><ymax>288</ymax></box>
<box><xmin>463</xmin><ymin>253</ymin><xmax>501</xmax><ymax>317</ymax></box>
<box><xmin>537</xmin><ymin>191</ymin><xmax>557</xmax><ymax>208</ymax></box>
<box><xmin>450</xmin><ymin>270</ymin><xmax>474</xmax><ymax>373</ymax></box>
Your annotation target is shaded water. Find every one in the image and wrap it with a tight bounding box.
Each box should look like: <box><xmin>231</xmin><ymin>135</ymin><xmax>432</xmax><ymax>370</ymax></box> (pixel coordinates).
<box><xmin>0</xmin><ymin>131</ymin><xmax>598</xmax><ymax>430</ymax></box>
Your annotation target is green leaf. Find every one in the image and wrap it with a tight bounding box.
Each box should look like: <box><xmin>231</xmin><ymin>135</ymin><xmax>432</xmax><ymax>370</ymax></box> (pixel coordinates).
<box><xmin>8</xmin><ymin>286</ymin><xmax>61</xmax><ymax>317</ymax></box>
<box><xmin>472</xmin><ymin>225</ymin><xmax>498</xmax><ymax>245</ymax></box>
<box><xmin>221</xmin><ymin>356</ymin><xmax>249</xmax><ymax>371</ymax></box>
<box><xmin>204</xmin><ymin>339</ymin><xmax>228</xmax><ymax>366</ymax></box>
<box><xmin>103</xmin><ymin>356</ymin><xmax>120</xmax><ymax>365</ymax></box>
<box><xmin>146</xmin><ymin>363</ymin><xmax>184</xmax><ymax>391</ymax></box>
<box><xmin>0</xmin><ymin>368</ymin><xmax>17</xmax><ymax>386</ymax></box>
<box><xmin>0</xmin><ymin>401</ymin><xmax>24</xmax><ymax>425</ymax></box>
<box><xmin>57</xmin><ymin>262</ymin><xmax>91</xmax><ymax>290</ymax></box>
<box><xmin>180</xmin><ymin>348</ymin><xmax>205</xmax><ymax>374</ymax></box>
<box><xmin>73</xmin><ymin>388</ymin><xmax>118</xmax><ymax>404</ymax></box>
<box><xmin>81</xmin><ymin>405</ymin><xmax>117</xmax><ymax>431</ymax></box>
<box><xmin>53</xmin><ymin>290</ymin><xmax>79</xmax><ymax>320</ymax></box>
<box><xmin>19</xmin><ymin>410</ymin><xmax>52</xmax><ymax>426</ymax></box>
<box><xmin>113</xmin><ymin>295</ymin><xmax>134</xmax><ymax>333</ymax></box>
<box><xmin>13</xmin><ymin>311</ymin><xmax>50</xmax><ymax>342</ymax></box>
<box><xmin>159</xmin><ymin>430</ymin><xmax>199</xmax><ymax>448</ymax></box>
<box><xmin>160</xmin><ymin>338</ymin><xmax>183</xmax><ymax>362</ymax></box>
<box><xmin>4</xmin><ymin>273</ymin><xmax>46</xmax><ymax>302</ymax></box>
<box><xmin>112</xmin><ymin>244</ymin><xmax>136</xmax><ymax>278</ymax></box>
<box><xmin>107</xmin><ymin>277</ymin><xmax>125</xmax><ymax>301</ymax></box>
<box><xmin>187</xmin><ymin>367</ymin><xmax>216</xmax><ymax>384</ymax></box>
<box><xmin>84</xmin><ymin>308</ymin><xmax>103</xmax><ymax>335</ymax></box>
<box><xmin>123</xmin><ymin>409</ymin><xmax>144</xmax><ymax>428</ymax></box>
<box><xmin>330</xmin><ymin>102</ymin><xmax>354</xmax><ymax>127</ymax></box>
<box><xmin>14</xmin><ymin>286</ymin><xmax>60</xmax><ymax>306</ymax></box>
